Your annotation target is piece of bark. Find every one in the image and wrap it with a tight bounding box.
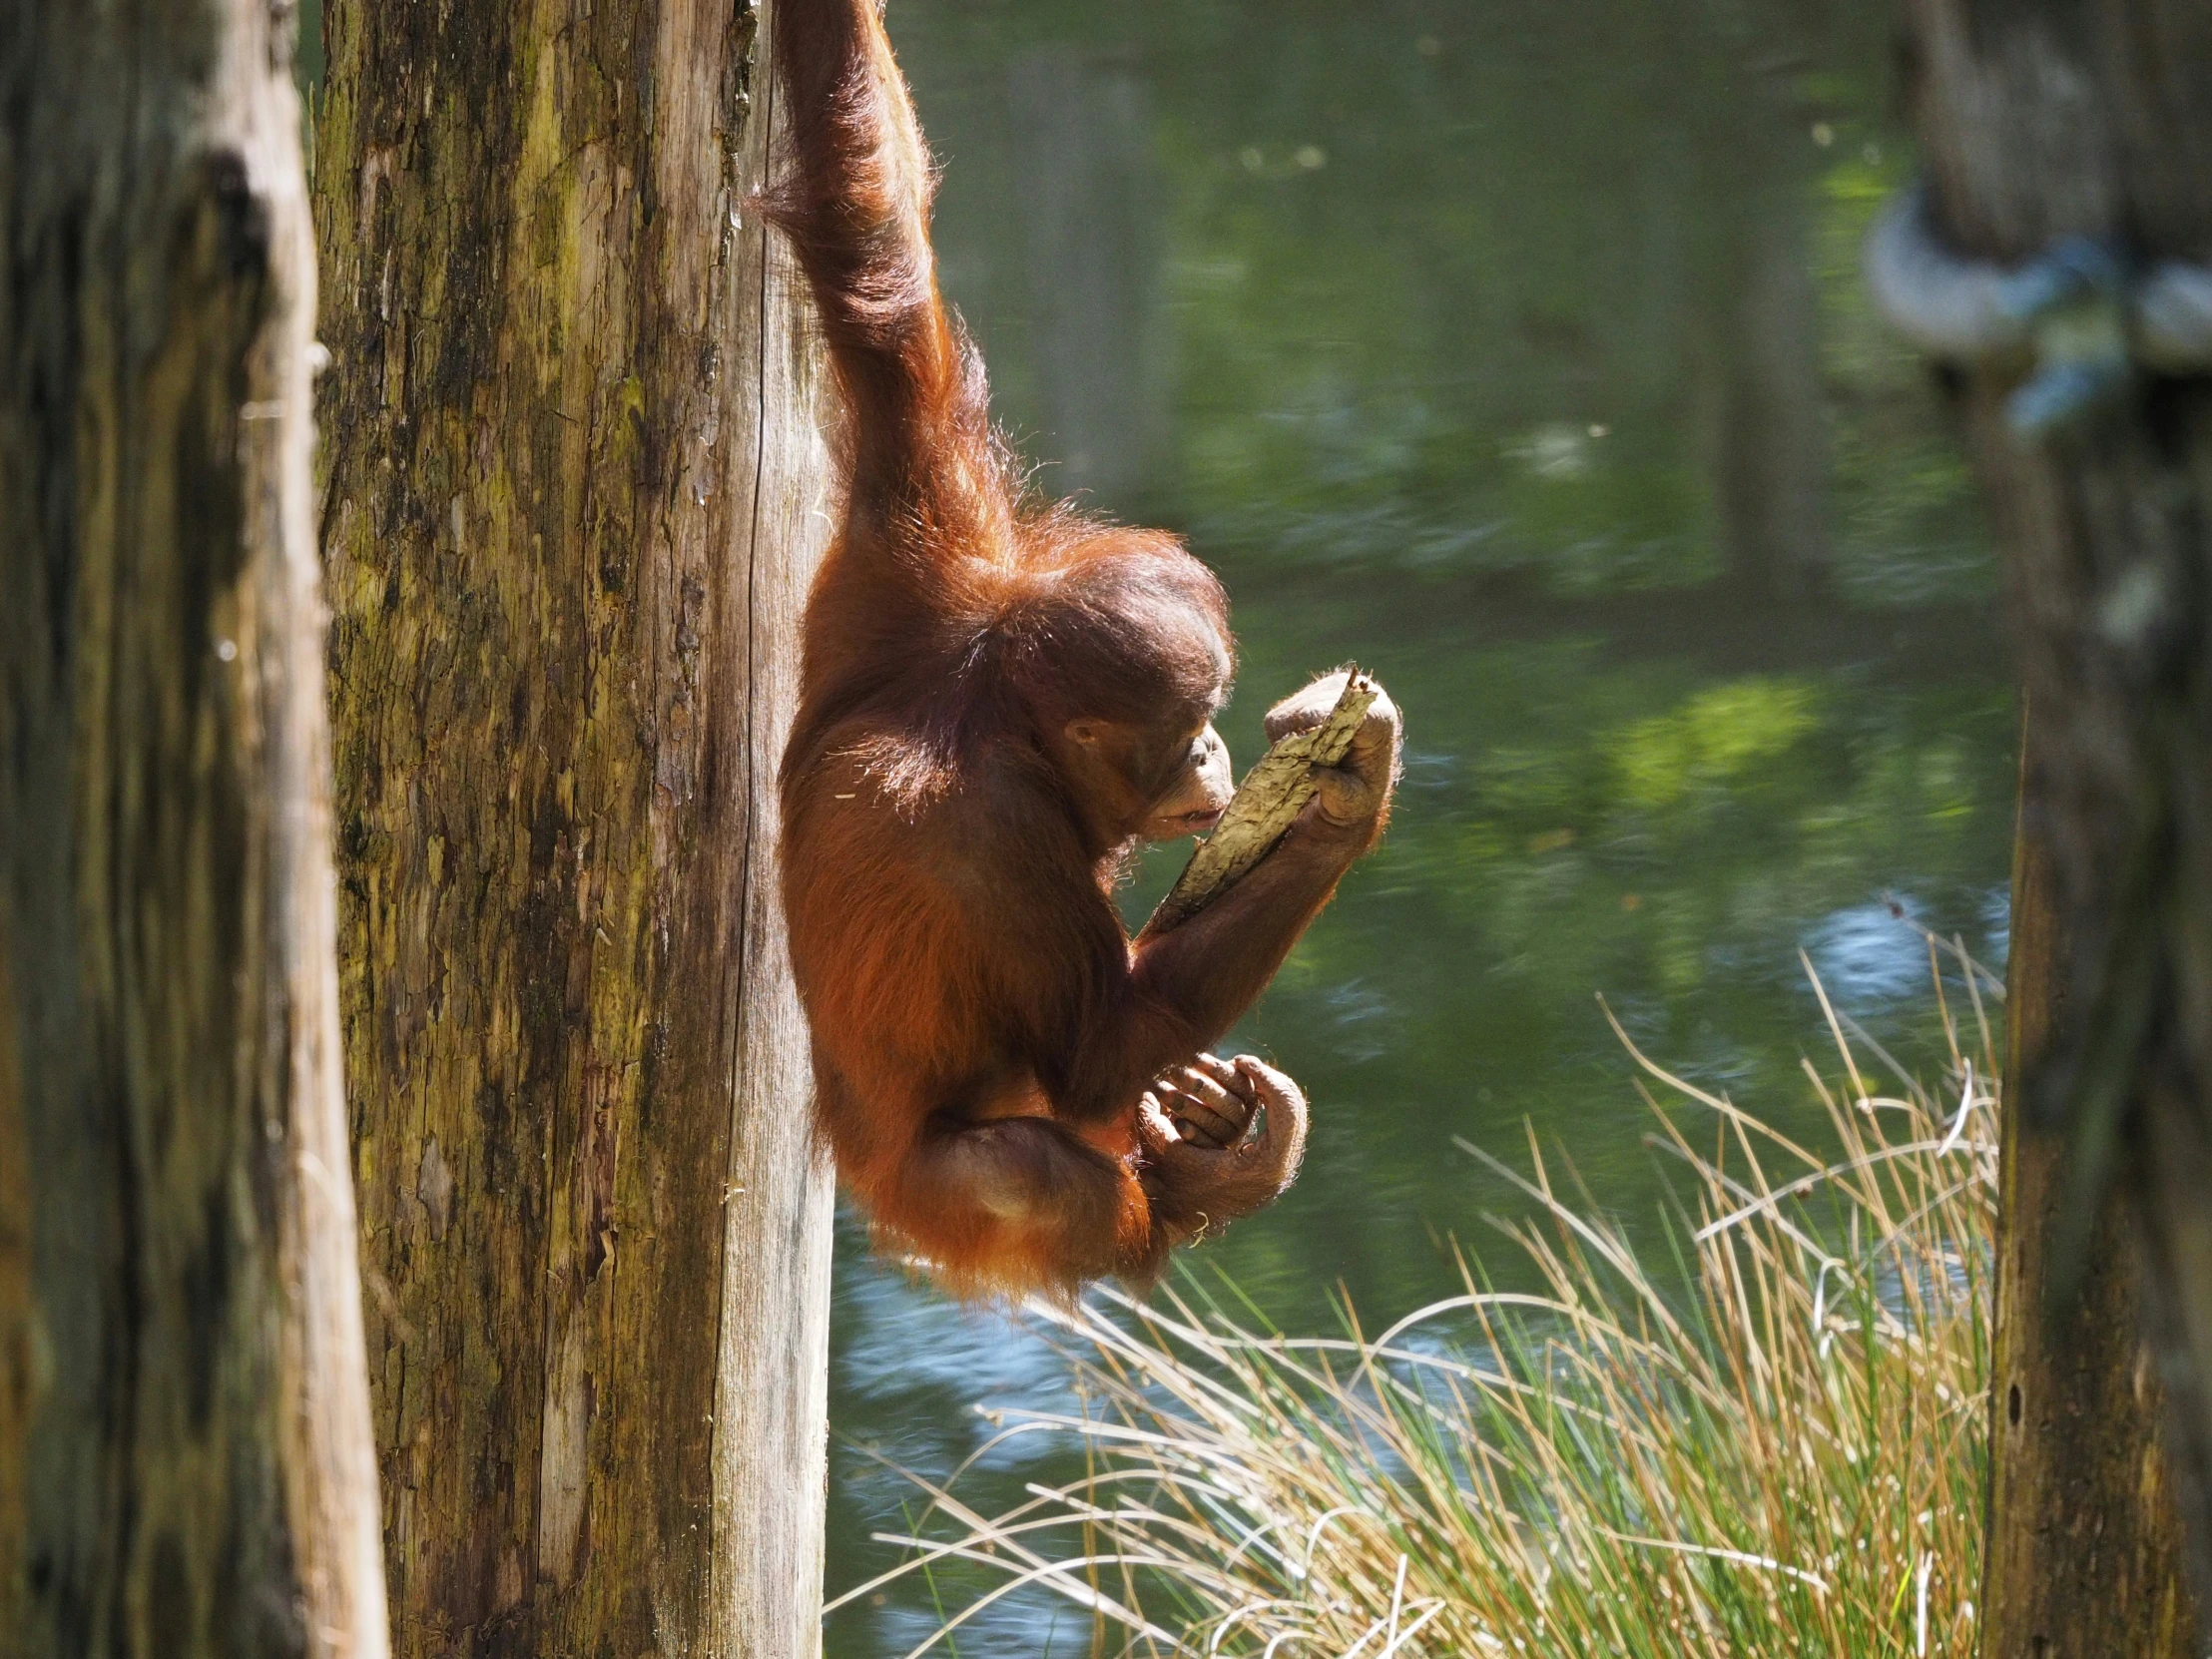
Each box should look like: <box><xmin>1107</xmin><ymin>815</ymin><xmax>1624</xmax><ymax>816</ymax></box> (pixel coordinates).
<box><xmin>1143</xmin><ymin>669</ymin><xmax>1377</xmax><ymax>935</ymax></box>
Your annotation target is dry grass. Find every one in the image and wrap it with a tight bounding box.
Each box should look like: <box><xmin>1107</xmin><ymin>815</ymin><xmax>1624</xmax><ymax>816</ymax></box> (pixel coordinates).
<box><xmin>842</xmin><ymin>948</ymin><xmax>2001</xmax><ymax>1657</ymax></box>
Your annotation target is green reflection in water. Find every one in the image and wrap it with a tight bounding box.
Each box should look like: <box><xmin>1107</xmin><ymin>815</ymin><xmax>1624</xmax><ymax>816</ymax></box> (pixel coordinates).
<box><xmin>827</xmin><ymin>3</ymin><xmax>2010</xmax><ymax>1653</ymax></box>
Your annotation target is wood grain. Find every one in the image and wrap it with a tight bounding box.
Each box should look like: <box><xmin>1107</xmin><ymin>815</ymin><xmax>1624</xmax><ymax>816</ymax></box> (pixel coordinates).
<box><xmin>0</xmin><ymin>0</ymin><xmax>388</xmax><ymax>1649</ymax></box>
<box><xmin>1899</xmin><ymin>0</ymin><xmax>2212</xmax><ymax>1639</ymax></box>
<box><xmin>313</xmin><ymin>0</ymin><xmax>832</xmax><ymax>1648</ymax></box>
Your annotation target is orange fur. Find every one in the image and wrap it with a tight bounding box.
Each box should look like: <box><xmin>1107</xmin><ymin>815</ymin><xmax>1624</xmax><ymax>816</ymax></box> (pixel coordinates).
<box><xmin>768</xmin><ymin>0</ymin><xmax>1377</xmax><ymax>1299</ymax></box>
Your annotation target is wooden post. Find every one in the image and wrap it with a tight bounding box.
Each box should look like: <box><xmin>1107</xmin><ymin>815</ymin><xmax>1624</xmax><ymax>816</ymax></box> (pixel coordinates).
<box><xmin>0</xmin><ymin>0</ymin><xmax>389</xmax><ymax>1651</ymax></box>
<box><xmin>312</xmin><ymin>0</ymin><xmax>833</xmax><ymax>1649</ymax></box>
<box><xmin>1900</xmin><ymin>0</ymin><xmax>2212</xmax><ymax>1630</ymax></box>
<box><xmin>1980</xmin><ymin>710</ymin><xmax>2196</xmax><ymax>1655</ymax></box>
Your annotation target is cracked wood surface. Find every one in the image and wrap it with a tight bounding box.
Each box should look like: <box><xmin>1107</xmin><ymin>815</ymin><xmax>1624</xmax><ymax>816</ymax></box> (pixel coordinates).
<box><xmin>0</xmin><ymin>0</ymin><xmax>387</xmax><ymax>1652</ymax></box>
<box><xmin>314</xmin><ymin>0</ymin><xmax>832</xmax><ymax>1650</ymax></box>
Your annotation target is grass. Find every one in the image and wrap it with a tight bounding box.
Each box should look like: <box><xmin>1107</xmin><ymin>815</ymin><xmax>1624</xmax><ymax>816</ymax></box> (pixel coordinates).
<box><xmin>840</xmin><ymin>946</ymin><xmax>2001</xmax><ymax>1657</ymax></box>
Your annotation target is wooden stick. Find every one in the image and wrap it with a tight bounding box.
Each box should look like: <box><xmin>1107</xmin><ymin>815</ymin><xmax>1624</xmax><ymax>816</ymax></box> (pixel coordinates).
<box><xmin>1142</xmin><ymin>668</ymin><xmax>1377</xmax><ymax>936</ymax></box>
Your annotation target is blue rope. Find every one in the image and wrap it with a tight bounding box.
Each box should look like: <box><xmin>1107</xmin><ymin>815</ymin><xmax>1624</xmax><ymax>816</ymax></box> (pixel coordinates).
<box><xmin>1865</xmin><ymin>181</ymin><xmax>2212</xmax><ymax>439</ymax></box>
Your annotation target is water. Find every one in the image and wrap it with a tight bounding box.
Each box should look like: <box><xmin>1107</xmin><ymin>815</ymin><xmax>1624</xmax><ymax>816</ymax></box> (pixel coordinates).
<box><xmin>822</xmin><ymin>2</ymin><xmax>2014</xmax><ymax>1651</ymax></box>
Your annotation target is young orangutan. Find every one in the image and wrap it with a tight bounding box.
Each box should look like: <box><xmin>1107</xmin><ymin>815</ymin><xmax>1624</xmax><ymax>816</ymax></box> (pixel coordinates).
<box><xmin>765</xmin><ymin>0</ymin><xmax>1400</xmax><ymax>1298</ymax></box>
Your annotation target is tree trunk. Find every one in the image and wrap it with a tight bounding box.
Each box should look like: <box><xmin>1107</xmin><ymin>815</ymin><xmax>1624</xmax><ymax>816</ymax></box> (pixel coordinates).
<box><xmin>1008</xmin><ymin>44</ymin><xmax>1169</xmax><ymax>516</ymax></box>
<box><xmin>1702</xmin><ymin>143</ymin><xmax>1834</xmax><ymax>604</ymax></box>
<box><xmin>0</xmin><ymin>0</ymin><xmax>388</xmax><ymax>1653</ymax></box>
<box><xmin>1900</xmin><ymin>0</ymin><xmax>2212</xmax><ymax>1626</ymax></box>
<box><xmin>1980</xmin><ymin>709</ymin><xmax>2196</xmax><ymax>1655</ymax></box>
<box><xmin>311</xmin><ymin>0</ymin><xmax>833</xmax><ymax>1650</ymax></box>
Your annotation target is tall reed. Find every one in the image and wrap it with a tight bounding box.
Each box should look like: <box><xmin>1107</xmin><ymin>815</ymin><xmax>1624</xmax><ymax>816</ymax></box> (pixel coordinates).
<box><xmin>844</xmin><ymin>950</ymin><xmax>2000</xmax><ymax>1657</ymax></box>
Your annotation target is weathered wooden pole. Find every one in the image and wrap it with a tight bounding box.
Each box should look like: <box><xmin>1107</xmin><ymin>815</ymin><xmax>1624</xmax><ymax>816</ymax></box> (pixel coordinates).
<box><xmin>1893</xmin><ymin>0</ymin><xmax>2212</xmax><ymax>1640</ymax></box>
<box><xmin>0</xmin><ymin>0</ymin><xmax>389</xmax><ymax>1651</ymax></box>
<box><xmin>1980</xmin><ymin>710</ymin><xmax>2194</xmax><ymax>1654</ymax></box>
<box><xmin>312</xmin><ymin>0</ymin><xmax>833</xmax><ymax>1649</ymax></box>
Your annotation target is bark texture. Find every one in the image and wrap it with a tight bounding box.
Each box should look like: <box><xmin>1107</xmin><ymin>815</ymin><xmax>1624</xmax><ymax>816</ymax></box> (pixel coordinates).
<box><xmin>0</xmin><ymin>0</ymin><xmax>388</xmax><ymax>1654</ymax></box>
<box><xmin>1981</xmin><ymin>717</ymin><xmax>2195</xmax><ymax>1656</ymax></box>
<box><xmin>312</xmin><ymin>0</ymin><xmax>832</xmax><ymax>1650</ymax></box>
<box><xmin>1900</xmin><ymin>0</ymin><xmax>2212</xmax><ymax>1632</ymax></box>
<box><xmin>1147</xmin><ymin>674</ymin><xmax>1377</xmax><ymax>935</ymax></box>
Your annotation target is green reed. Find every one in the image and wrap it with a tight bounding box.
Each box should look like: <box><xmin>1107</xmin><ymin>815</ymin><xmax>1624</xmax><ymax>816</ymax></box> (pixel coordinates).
<box><xmin>844</xmin><ymin>947</ymin><xmax>2000</xmax><ymax>1658</ymax></box>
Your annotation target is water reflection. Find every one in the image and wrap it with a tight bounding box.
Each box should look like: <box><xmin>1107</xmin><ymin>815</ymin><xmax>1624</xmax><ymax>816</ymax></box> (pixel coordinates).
<box><xmin>1008</xmin><ymin>46</ymin><xmax>1168</xmax><ymax>501</ymax></box>
<box><xmin>828</xmin><ymin>2</ymin><xmax>2012</xmax><ymax>1652</ymax></box>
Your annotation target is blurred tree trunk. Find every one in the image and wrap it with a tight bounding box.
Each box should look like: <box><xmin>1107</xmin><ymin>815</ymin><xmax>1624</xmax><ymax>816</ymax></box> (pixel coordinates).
<box><xmin>1980</xmin><ymin>712</ymin><xmax>2195</xmax><ymax>1655</ymax></box>
<box><xmin>0</xmin><ymin>0</ymin><xmax>388</xmax><ymax>1654</ymax></box>
<box><xmin>1009</xmin><ymin>45</ymin><xmax>1169</xmax><ymax>516</ymax></box>
<box><xmin>1899</xmin><ymin>0</ymin><xmax>2212</xmax><ymax>1633</ymax></box>
<box><xmin>1705</xmin><ymin>172</ymin><xmax>1834</xmax><ymax>603</ymax></box>
<box><xmin>312</xmin><ymin>0</ymin><xmax>832</xmax><ymax>1651</ymax></box>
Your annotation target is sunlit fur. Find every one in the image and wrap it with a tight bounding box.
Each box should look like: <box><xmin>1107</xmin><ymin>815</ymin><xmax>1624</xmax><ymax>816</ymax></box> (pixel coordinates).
<box><xmin>767</xmin><ymin>0</ymin><xmax>1368</xmax><ymax>1299</ymax></box>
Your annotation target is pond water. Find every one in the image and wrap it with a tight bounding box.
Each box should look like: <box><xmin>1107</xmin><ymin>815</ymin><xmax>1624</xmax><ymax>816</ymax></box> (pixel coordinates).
<box><xmin>823</xmin><ymin>1</ymin><xmax>2015</xmax><ymax>1653</ymax></box>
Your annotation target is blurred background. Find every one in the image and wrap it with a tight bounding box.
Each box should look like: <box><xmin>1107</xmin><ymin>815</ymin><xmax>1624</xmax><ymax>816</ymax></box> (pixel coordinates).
<box><xmin>824</xmin><ymin>0</ymin><xmax>2013</xmax><ymax>1652</ymax></box>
